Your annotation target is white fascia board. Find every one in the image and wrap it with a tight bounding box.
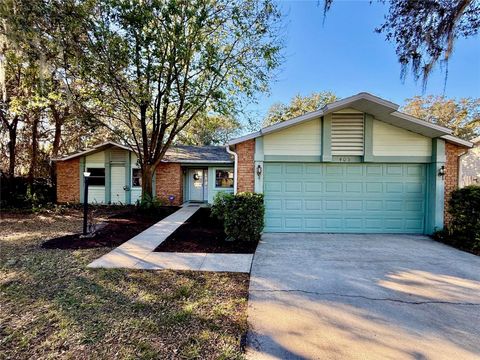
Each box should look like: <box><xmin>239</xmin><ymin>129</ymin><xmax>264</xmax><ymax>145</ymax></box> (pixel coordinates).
<box><xmin>390</xmin><ymin>111</ymin><xmax>452</xmax><ymax>134</ymax></box>
<box><xmin>221</xmin><ymin>92</ymin><xmax>455</xmax><ymax>146</ymax></box>
<box><xmin>440</xmin><ymin>135</ymin><xmax>474</xmax><ymax>148</ymax></box>
<box><xmin>228</xmin><ymin>131</ymin><xmax>262</xmax><ymax>145</ymax></box>
<box><xmin>323</xmin><ymin>92</ymin><xmax>399</xmax><ymax>113</ymax></box>
<box><xmin>52</xmin><ymin>141</ymin><xmax>131</xmax><ymax>161</ymax></box>
<box><xmin>261</xmin><ymin>110</ymin><xmax>324</xmax><ymax>135</ymax></box>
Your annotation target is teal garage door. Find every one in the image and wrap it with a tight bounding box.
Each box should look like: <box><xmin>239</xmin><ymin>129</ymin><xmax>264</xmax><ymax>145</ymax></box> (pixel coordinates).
<box><xmin>264</xmin><ymin>163</ymin><xmax>426</xmax><ymax>233</ymax></box>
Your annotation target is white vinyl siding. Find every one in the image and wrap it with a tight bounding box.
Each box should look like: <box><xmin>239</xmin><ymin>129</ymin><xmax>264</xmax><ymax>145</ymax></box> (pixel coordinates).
<box><xmin>264</xmin><ymin>118</ymin><xmax>321</xmax><ymax>156</ymax></box>
<box><xmin>88</xmin><ymin>188</ymin><xmax>105</xmax><ymax>204</ymax></box>
<box><xmin>331</xmin><ymin>112</ymin><xmax>364</xmax><ymax>155</ymax></box>
<box><xmin>85</xmin><ymin>151</ymin><xmax>105</xmax><ymax>203</ymax></box>
<box><xmin>373</xmin><ymin>119</ymin><xmax>432</xmax><ymax>156</ymax></box>
<box><xmin>85</xmin><ymin>151</ymin><xmax>105</xmax><ymax>166</ymax></box>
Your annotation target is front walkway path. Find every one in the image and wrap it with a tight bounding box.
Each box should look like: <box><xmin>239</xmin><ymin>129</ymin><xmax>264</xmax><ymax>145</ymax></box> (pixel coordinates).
<box><xmin>88</xmin><ymin>205</ymin><xmax>253</xmax><ymax>273</ymax></box>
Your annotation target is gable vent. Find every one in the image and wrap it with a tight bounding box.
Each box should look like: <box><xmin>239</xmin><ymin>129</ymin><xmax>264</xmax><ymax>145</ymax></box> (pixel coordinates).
<box><xmin>110</xmin><ymin>149</ymin><xmax>127</xmax><ymax>163</ymax></box>
<box><xmin>331</xmin><ymin>112</ymin><xmax>364</xmax><ymax>155</ymax></box>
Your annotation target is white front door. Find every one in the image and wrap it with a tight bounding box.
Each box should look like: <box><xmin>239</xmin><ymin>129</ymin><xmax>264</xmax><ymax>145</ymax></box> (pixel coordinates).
<box><xmin>189</xmin><ymin>169</ymin><xmax>205</xmax><ymax>201</ymax></box>
<box><xmin>111</xmin><ymin>166</ymin><xmax>126</xmax><ymax>204</ymax></box>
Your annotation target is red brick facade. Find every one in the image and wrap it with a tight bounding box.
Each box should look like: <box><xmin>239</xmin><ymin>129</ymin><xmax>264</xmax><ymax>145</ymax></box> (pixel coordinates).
<box><xmin>155</xmin><ymin>162</ymin><xmax>183</xmax><ymax>205</ymax></box>
<box><xmin>444</xmin><ymin>142</ymin><xmax>466</xmax><ymax>226</ymax></box>
<box><xmin>236</xmin><ymin>139</ymin><xmax>255</xmax><ymax>193</ymax></box>
<box><xmin>56</xmin><ymin>158</ymin><xmax>80</xmax><ymax>203</ymax></box>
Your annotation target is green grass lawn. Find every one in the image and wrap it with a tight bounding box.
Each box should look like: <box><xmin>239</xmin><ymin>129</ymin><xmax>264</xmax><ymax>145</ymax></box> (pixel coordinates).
<box><xmin>0</xmin><ymin>209</ymin><xmax>248</xmax><ymax>360</ymax></box>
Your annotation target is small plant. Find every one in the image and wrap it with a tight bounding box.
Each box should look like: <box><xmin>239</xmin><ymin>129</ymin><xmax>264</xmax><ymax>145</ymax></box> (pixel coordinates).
<box><xmin>136</xmin><ymin>193</ymin><xmax>167</xmax><ymax>215</ymax></box>
<box><xmin>212</xmin><ymin>192</ymin><xmax>264</xmax><ymax>242</ymax></box>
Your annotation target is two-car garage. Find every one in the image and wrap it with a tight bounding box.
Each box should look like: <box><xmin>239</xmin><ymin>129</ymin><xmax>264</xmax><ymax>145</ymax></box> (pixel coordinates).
<box><xmin>263</xmin><ymin>162</ymin><xmax>427</xmax><ymax>233</ymax></box>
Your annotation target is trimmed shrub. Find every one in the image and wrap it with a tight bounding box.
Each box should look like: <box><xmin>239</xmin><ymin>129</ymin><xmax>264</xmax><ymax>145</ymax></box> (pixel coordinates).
<box><xmin>212</xmin><ymin>192</ymin><xmax>264</xmax><ymax>242</ymax></box>
<box><xmin>437</xmin><ymin>185</ymin><xmax>480</xmax><ymax>251</ymax></box>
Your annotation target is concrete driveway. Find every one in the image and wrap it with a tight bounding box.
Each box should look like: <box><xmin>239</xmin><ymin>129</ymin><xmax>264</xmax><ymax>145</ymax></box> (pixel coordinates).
<box><xmin>247</xmin><ymin>234</ymin><xmax>480</xmax><ymax>360</ymax></box>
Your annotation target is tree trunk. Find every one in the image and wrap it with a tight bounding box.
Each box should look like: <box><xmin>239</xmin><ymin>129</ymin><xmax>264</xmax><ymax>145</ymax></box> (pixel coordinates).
<box><xmin>50</xmin><ymin>106</ymin><xmax>65</xmax><ymax>186</ymax></box>
<box><xmin>7</xmin><ymin>119</ymin><xmax>18</xmax><ymax>177</ymax></box>
<box><xmin>28</xmin><ymin>113</ymin><xmax>40</xmax><ymax>186</ymax></box>
<box><xmin>141</xmin><ymin>164</ymin><xmax>156</xmax><ymax>201</ymax></box>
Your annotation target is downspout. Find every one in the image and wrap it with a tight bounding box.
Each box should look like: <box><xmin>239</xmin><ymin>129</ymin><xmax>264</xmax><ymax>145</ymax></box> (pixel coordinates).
<box><xmin>226</xmin><ymin>144</ymin><xmax>238</xmax><ymax>194</ymax></box>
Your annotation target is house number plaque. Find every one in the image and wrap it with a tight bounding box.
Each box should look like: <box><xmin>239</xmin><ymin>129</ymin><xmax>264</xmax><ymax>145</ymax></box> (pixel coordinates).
<box><xmin>338</xmin><ymin>157</ymin><xmax>354</xmax><ymax>162</ymax></box>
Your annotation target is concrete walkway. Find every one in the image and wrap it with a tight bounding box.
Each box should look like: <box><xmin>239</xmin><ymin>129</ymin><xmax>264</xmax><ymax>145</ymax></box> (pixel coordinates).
<box><xmin>247</xmin><ymin>233</ymin><xmax>480</xmax><ymax>360</ymax></box>
<box><xmin>88</xmin><ymin>206</ymin><xmax>253</xmax><ymax>273</ymax></box>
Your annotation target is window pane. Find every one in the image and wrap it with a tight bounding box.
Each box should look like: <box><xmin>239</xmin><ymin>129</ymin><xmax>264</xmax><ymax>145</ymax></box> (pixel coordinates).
<box><xmin>215</xmin><ymin>169</ymin><xmax>234</xmax><ymax>188</ymax></box>
<box><xmin>87</xmin><ymin>168</ymin><xmax>105</xmax><ymax>177</ymax></box>
<box><xmin>132</xmin><ymin>168</ymin><xmax>142</xmax><ymax>187</ymax></box>
<box><xmin>86</xmin><ymin>168</ymin><xmax>105</xmax><ymax>186</ymax></box>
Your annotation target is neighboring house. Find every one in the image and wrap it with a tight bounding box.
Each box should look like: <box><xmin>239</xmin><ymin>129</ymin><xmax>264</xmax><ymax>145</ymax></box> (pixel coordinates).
<box><xmin>460</xmin><ymin>136</ymin><xmax>480</xmax><ymax>187</ymax></box>
<box><xmin>54</xmin><ymin>92</ymin><xmax>472</xmax><ymax>235</ymax></box>
<box><xmin>54</xmin><ymin>143</ymin><xmax>234</xmax><ymax>206</ymax></box>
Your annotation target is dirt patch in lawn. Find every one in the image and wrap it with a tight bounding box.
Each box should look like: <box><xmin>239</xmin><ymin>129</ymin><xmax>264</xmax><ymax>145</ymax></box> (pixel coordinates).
<box><xmin>42</xmin><ymin>206</ymin><xmax>179</xmax><ymax>250</ymax></box>
<box><xmin>154</xmin><ymin>207</ymin><xmax>259</xmax><ymax>254</ymax></box>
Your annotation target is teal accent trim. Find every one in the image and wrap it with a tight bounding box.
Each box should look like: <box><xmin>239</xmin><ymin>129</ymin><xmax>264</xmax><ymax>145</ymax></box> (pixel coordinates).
<box><xmin>254</xmin><ymin>137</ymin><xmax>264</xmax><ymax>161</ymax></box>
<box><xmin>183</xmin><ymin>170</ymin><xmax>188</xmax><ymax>203</ymax></box>
<box><xmin>332</xmin><ymin>155</ymin><xmax>363</xmax><ymax>163</ymax></box>
<box><xmin>263</xmin><ymin>154</ymin><xmax>429</xmax><ymax>163</ymax></box>
<box><xmin>364</xmin><ymin>113</ymin><xmax>374</xmax><ymax>162</ymax></box>
<box><xmin>321</xmin><ymin>115</ymin><xmax>332</xmax><ymax>162</ymax></box>
<box><xmin>254</xmin><ymin>161</ymin><xmax>264</xmax><ymax>193</ymax></box>
<box><xmin>206</xmin><ymin>166</ymin><xmax>234</xmax><ymax>203</ymax></box>
<box><xmin>425</xmin><ymin>138</ymin><xmax>445</xmax><ymax>234</ymax></box>
<box><xmin>125</xmin><ymin>152</ymin><xmax>131</xmax><ymax>204</ymax></box>
<box><xmin>264</xmin><ymin>155</ymin><xmax>322</xmax><ymax>162</ymax></box>
<box><xmin>79</xmin><ymin>156</ymin><xmax>85</xmax><ymax>203</ymax></box>
<box><xmin>368</xmin><ymin>156</ymin><xmax>431</xmax><ymax>163</ymax></box>
<box><xmin>432</xmin><ymin>137</ymin><xmax>446</xmax><ymax>163</ymax></box>
<box><xmin>104</xmin><ymin>150</ymin><xmax>111</xmax><ymax>204</ymax></box>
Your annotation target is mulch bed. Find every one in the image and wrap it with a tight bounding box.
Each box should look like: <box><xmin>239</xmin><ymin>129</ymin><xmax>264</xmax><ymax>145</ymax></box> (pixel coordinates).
<box><xmin>42</xmin><ymin>206</ymin><xmax>179</xmax><ymax>249</ymax></box>
<box><xmin>154</xmin><ymin>207</ymin><xmax>259</xmax><ymax>254</ymax></box>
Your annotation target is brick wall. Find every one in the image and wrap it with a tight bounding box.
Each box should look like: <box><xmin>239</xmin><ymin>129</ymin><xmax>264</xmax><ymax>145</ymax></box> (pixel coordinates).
<box><xmin>155</xmin><ymin>162</ymin><xmax>183</xmax><ymax>205</ymax></box>
<box><xmin>236</xmin><ymin>139</ymin><xmax>255</xmax><ymax>192</ymax></box>
<box><xmin>56</xmin><ymin>158</ymin><xmax>80</xmax><ymax>203</ymax></box>
<box><xmin>444</xmin><ymin>142</ymin><xmax>466</xmax><ymax>225</ymax></box>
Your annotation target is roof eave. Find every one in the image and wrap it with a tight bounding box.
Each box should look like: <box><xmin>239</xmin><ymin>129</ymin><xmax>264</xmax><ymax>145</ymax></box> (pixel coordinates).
<box><xmin>52</xmin><ymin>141</ymin><xmax>131</xmax><ymax>161</ymax></box>
<box><xmin>440</xmin><ymin>135</ymin><xmax>474</xmax><ymax>148</ymax></box>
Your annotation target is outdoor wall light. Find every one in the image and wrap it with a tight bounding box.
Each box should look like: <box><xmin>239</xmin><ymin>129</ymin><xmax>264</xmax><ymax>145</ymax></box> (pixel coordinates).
<box><xmin>438</xmin><ymin>165</ymin><xmax>446</xmax><ymax>178</ymax></box>
<box><xmin>256</xmin><ymin>164</ymin><xmax>262</xmax><ymax>178</ymax></box>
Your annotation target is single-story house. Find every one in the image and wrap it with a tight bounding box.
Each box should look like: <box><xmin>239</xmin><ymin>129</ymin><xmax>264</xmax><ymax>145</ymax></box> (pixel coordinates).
<box><xmin>54</xmin><ymin>143</ymin><xmax>234</xmax><ymax>205</ymax></box>
<box><xmin>460</xmin><ymin>136</ymin><xmax>480</xmax><ymax>187</ymax></box>
<box><xmin>54</xmin><ymin>92</ymin><xmax>472</xmax><ymax>235</ymax></box>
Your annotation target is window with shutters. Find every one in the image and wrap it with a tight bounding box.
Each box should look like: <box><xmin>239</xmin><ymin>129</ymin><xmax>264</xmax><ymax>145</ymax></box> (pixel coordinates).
<box><xmin>331</xmin><ymin>112</ymin><xmax>364</xmax><ymax>155</ymax></box>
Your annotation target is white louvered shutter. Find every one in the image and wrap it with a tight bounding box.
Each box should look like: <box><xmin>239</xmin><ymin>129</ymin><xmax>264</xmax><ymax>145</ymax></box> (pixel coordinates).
<box><xmin>331</xmin><ymin>113</ymin><xmax>364</xmax><ymax>155</ymax></box>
